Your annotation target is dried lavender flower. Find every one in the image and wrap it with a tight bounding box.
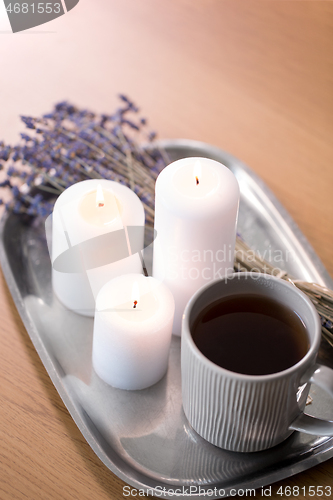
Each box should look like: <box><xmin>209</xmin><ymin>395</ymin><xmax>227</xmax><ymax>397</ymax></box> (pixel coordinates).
<box><xmin>0</xmin><ymin>95</ymin><xmax>168</xmax><ymax>223</ymax></box>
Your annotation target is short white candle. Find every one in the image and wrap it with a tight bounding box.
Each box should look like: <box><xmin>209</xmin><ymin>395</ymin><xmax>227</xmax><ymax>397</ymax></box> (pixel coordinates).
<box><xmin>92</xmin><ymin>274</ymin><xmax>175</xmax><ymax>390</ymax></box>
<box><xmin>153</xmin><ymin>157</ymin><xmax>240</xmax><ymax>336</ymax></box>
<box><xmin>52</xmin><ymin>179</ymin><xmax>145</xmax><ymax>316</ymax></box>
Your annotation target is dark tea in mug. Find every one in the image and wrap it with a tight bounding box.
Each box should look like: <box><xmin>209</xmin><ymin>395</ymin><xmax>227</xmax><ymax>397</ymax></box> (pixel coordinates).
<box><xmin>191</xmin><ymin>294</ymin><xmax>310</xmax><ymax>376</ymax></box>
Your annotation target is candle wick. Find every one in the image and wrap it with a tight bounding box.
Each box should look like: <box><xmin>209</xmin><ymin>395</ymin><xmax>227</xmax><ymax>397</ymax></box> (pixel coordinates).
<box><xmin>97</xmin><ymin>202</ymin><xmax>104</xmax><ymax>208</ymax></box>
<box><xmin>195</xmin><ymin>176</ymin><xmax>199</xmax><ymax>186</ymax></box>
<box><xmin>133</xmin><ymin>300</ymin><xmax>138</xmax><ymax>309</ymax></box>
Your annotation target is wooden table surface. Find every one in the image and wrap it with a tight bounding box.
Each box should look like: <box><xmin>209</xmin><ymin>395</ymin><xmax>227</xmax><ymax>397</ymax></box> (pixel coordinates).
<box><xmin>0</xmin><ymin>1</ymin><xmax>333</xmax><ymax>499</ymax></box>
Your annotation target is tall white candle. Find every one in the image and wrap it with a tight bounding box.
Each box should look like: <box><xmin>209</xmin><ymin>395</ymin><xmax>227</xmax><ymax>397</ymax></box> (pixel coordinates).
<box><xmin>92</xmin><ymin>274</ymin><xmax>175</xmax><ymax>390</ymax></box>
<box><xmin>153</xmin><ymin>157</ymin><xmax>240</xmax><ymax>336</ymax></box>
<box><xmin>51</xmin><ymin>179</ymin><xmax>145</xmax><ymax>316</ymax></box>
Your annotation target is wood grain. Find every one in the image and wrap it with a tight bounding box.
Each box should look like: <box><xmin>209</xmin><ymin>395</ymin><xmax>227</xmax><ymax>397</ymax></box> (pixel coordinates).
<box><xmin>0</xmin><ymin>1</ymin><xmax>332</xmax><ymax>499</ymax></box>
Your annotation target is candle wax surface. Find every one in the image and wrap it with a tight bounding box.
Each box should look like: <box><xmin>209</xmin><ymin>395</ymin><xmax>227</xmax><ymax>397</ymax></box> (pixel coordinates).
<box><xmin>98</xmin><ymin>293</ymin><xmax>160</xmax><ymax>323</ymax></box>
<box><xmin>172</xmin><ymin>162</ymin><xmax>219</xmax><ymax>198</ymax></box>
<box><xmin>96</xmin><ymin>275</ymin><xmax>162</xmax><ymax>324</ymax></box>
<box><xmin>79</xmin><ymin>188</ymin><xmax>122</xmax><ymax>226</ymax></box>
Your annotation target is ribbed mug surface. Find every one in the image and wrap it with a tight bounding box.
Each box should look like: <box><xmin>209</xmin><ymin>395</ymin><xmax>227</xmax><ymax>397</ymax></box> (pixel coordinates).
<box><xmin>181</xmin><ymin>273</ymin><xmax>319</xmax><ymax>452</ymax></box>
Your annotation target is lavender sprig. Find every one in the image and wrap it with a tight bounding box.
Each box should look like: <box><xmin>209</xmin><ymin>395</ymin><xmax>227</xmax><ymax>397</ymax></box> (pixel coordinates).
<box><xmin>0</xmin><ymin>96</ymin><xmax>167</xmax><ymax>223</ymax></box>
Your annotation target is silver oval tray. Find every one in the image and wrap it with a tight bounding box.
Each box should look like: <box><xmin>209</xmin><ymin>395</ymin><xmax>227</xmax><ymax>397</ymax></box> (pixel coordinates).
<box><xmin>1</xmin><ymin>139</ymin><xmax>333</xmax><ymax>499</ymax></box>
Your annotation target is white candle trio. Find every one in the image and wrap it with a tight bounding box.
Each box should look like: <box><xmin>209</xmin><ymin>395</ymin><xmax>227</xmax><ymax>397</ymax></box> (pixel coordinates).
<box><xmin>51</xmin><ymin>157</ymin><xmax>239</xmax><ymax>390</ymax></box>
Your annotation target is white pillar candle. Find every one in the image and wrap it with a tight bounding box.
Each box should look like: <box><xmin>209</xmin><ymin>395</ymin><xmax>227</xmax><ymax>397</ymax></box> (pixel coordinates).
<box><xmin>92</xmin><ymin>274</ymin><xmax>175</xmax><ymax>390</ymax></box>
<box><xmin>51</xmin><ymin>179</ymin><xmax>145</xmax><ymax>316</ymax></box>
<box><xmin>153</xmin><ymin>157</ymin><xmax>240</xmax><ymax>336</ymax></box>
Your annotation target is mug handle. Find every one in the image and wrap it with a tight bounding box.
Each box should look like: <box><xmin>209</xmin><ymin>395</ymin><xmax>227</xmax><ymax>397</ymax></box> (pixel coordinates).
<box><xmin>289</xmin><ymin>364</ymin><xmax>333</xmax><ymax>436</ymax></box>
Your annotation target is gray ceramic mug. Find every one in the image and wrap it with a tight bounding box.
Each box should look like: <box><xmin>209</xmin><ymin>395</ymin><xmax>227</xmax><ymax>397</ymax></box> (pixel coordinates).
<box><xmin>181</xmin><ymin>272</ymin><xmax>333</xmax><ymax>452</ymax></box>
